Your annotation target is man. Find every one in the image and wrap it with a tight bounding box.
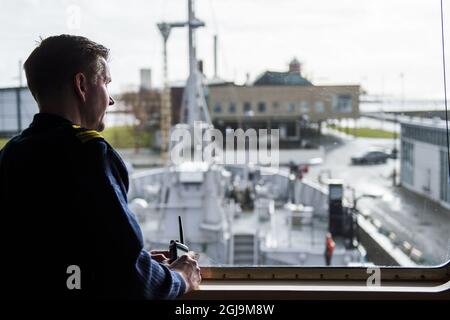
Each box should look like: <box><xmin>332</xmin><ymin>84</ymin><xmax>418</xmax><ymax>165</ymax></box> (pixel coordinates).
<box><xmin>0</xmin><ymin>35</ymin><xmax>201</xmax><ymax>299</ymax></box>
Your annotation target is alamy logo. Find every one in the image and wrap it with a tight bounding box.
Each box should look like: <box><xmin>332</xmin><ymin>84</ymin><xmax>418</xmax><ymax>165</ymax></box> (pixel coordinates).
<box><xmin>66</xmin><ymin>265</ymin><xmax>81</xmax><ymax>290</ymax></box>
<box><xmin>169</xmin><ymin>121</ymin><xmax>279</xmax><ymax>168</ymax></box>
<box><xmin>66</xmin><ymin>5</ymin><xmax>81</xmax><ymax>30</ymax></box>
<box><xmin>366</xmin><ymin>267</ymin><xmax>381</xmax><ymax>287</ymax></box>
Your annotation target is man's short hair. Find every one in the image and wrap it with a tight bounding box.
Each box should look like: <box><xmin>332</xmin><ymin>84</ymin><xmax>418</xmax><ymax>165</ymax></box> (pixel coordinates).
<box><xmin>24</xmin><ymin>34</ymin><xmax>109</xmax><ymax>103</ymax></box>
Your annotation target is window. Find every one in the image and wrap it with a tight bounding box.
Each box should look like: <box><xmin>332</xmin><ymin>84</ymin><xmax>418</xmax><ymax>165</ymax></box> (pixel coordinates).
<box><xmin>228</xmin><ymin>102</ymin><xmax>236</xmax><ymax>113</ymax></box>
<box><xmin>403</xmin><ymin>124</ymin><xmax>446</xmax><ymax>147</ymax></box>
<box><xmin>213</xmin><ymin>102</ymin><xmax>222</xmax><ymax>113</ymax></box>
<box><xmin>300</xmin><ymin>101</ymin><xmax>309</xmax><ymax>113</ymax></box>
<box><xmin>243</xmin><ymin>102</ymin><xmax>252</xmax><ymax>114</ymax></box>
<box><xmin>315</xmin><ymin>101</ymin><xmax>324</xmax><ymax>113</ymax></box>
<box><xmin>401</xmin><ymin>140</ymin><xmax>414</xmax><ymax>186</ymax></box>
<box><xmin>333</xmin><ymin>94</ymin><xmax>352</xmax><ymax>113</ymax></box>
<box><xmin>257</xmin><ymin>102</ymin><xmax>266</xmax><ymax>113</ymax></box>
<box><xmin>2</xmin><ymin>0</ymin><xmax>450</xmax><ymax>297</ymax></box>
<box><xmin>287</xmin><ymin>102</ymin><xmax>295</xmax><ymax>113</ymax></box>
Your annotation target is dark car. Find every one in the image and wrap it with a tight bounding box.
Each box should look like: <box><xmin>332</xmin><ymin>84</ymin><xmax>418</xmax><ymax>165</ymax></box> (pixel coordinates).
<box><xmin>351</xmin><ymin>150</ymin><xmax>390</xmax><ymax>165</ymax></box>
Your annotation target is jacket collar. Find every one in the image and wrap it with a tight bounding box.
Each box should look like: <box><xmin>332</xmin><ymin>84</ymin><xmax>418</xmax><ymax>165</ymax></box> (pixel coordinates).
<box><xmin>29</xmin><ymin>113</ymin><xmax>74</xmax><ymax>129</ymax></box>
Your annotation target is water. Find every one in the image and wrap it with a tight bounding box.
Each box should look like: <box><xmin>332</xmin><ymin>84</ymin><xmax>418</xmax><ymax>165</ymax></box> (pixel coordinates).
<box><xmin>360</xmin><ymin>100</ymin><xmax>446</xmax><ymax>113</ymax></box>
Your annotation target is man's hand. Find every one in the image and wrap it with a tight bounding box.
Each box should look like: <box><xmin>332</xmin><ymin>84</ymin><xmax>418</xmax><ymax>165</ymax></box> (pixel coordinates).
<box><xmin>150</xmin><ymin>250</ymin><xmax>171</xmax><ymax>265</ymax></box>
<box><xmin>169</xmin><ymin>254</ymin><xmax>202</xmax><ymax>293</ymax></box>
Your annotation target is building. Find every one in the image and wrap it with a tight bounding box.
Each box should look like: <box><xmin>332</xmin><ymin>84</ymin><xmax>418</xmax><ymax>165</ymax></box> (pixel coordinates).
<box><xmin>139</xmin><ymin>68</ymin><xmax>152</xmax><ymax>91</ymax></box>
<box><xmin>0</xmin><ymin>87</ymin><xmax>38</xmax><ymax>137</ymax></box>
<box><xmin>208</xmin><ymin>58</ymin><xmax>360</xmax><ymax>146</ymax></box>
<box><xmin>400</xmin><ymin>118</ymin><xmax>450</xmax><ymax>208</ymax></box>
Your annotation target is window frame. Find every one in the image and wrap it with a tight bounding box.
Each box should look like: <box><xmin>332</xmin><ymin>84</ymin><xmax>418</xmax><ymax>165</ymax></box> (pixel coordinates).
<box><xmin>257</xmin><ymin>102</ymin><xmax>266</xmax><ymax>113</ymax></box>
<box><xmin>213</xmin><ymin>102</ymin><xmax>222</xmax><ymax>113</ymax></box>
<box><xmin>184</xmin><ymin>261</ymin><xmax>450</xmax><ymax>299</ymax></box>
<box><xmin>332</xmin><ymin>94</ymin><xmax>353</xmax><ymax>113</ymax></box>
<box><xmin>315</xmin><ymin>101</ymin><xmax>325</xmax><ymax>113</ymax></box>
<box><xmin>287</xmin><ymin>102</ymin><xmax>295</xmax><ymax>113</ymax></box>
<box><xmin>243</xmin><ymin>102</ymin><xmax>252</xmax><ymax>114</ymax></box>
<box><xmin>228</xmin><ymin>102</ymin><xmax>237</xmax><ymax>113</ymax></box>
<box><xmin>300</xmin><ymin>100</ymin><xmax>309</xmax><ymax>113</ymax></box>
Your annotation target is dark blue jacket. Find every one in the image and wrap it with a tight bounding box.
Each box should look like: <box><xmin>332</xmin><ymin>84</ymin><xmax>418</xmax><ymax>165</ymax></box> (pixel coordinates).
<box><xmin>0</xmin><ymin>113</ymin><xmax>185</xmax><ymax>299</ymax></box>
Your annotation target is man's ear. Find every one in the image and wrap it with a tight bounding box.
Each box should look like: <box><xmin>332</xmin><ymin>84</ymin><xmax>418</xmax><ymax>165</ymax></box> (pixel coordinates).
<box><xmin>73</xmin><ymin>72</ymin><xmax>88</xmax><ymax>103</ymax></box>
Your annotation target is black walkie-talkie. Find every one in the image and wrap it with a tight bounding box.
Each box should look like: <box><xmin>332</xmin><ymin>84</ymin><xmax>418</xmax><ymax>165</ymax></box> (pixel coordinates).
<box><xmin>169</xmin><ymin>216</ymin><xmax>190</xmax><ymax>263</ymax></box>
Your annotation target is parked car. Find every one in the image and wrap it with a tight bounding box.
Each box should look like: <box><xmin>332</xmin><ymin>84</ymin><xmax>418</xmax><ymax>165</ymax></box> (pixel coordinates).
<box><xmin>351</xmin><ymin>150</ymin><xmax>390</xmax><ymax>165</ymax></box>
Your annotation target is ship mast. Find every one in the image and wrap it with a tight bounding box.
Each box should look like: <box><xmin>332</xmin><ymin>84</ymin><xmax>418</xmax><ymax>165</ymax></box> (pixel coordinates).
<box><xmin>157</xmin><ymin>23</ymin><xmax>172</xmax><ymax>163</ymax></box>
<box><xmin>183</xmin><ymin>0</ymin><xmax>211</xmax><ymax>126</ymax></box>
<box><xmin>157</xmin><ymin>0</ymin><xmax>211</xmax><ymax>163</ymax></box>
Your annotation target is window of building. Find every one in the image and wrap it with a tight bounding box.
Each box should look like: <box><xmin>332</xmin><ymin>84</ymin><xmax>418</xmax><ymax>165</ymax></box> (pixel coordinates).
<box><xmin>229</xmin><ymin>102</ymin><xmax>236</xmax><ymax>113</ymax></box>
<box><xmin>401</xmin><ymin>140</ymin><xmax>414</xmax><ymax>186</ymax></box>
<box><xmin>300</xmin><ymin>101</ymin><xmax>309</xmax><ymax>113</ymax></box>
<box><xmin>213</xmin><ymin>102</ymin><xmax>222</xmax><ymax>113</ymax></box>
<box><xmin>315</xmin><ymin>101</ymin><xmax>324</xmax><ymax>113</ymax></box>
<box><xmin>287</xmin><ymin>102</ymin><xmax>295</xmax><ymax>113</ymax></box>
<box><xmin>332</xmin><ymin>94</ymin><xmax>352</xmax><ymax>113</ymax></box>
<box><xmin>402</xmin><ymin>123</ymin><xmax>447</xmax><ymax>147</ymax></box>
<box><xmin>258</xmin><ymin>102</ymin><xmax>266</xmax><ymax>113</ymax></box>
<box><xmin>243</xmin><ymin>102</ymin><xmax>252</xmax><ymax>114</ymax></box>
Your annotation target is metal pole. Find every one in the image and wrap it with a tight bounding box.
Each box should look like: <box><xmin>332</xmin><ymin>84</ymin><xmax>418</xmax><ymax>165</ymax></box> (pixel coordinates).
<box><xmin>188</xmin><ymin>0</ymin><xmax>196</xmax><ymax>75</ymax></box>
<box><xmin>160</xmin><ymin>38</ymin><xmax>171</xmax><ymax>164</ymax></box>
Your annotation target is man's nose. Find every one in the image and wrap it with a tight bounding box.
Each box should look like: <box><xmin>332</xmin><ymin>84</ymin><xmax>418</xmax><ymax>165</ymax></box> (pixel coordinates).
<box><xmin>109</xmin><ymin>96</ymin><xmax>115</xmax><ymax>106</ymax></box>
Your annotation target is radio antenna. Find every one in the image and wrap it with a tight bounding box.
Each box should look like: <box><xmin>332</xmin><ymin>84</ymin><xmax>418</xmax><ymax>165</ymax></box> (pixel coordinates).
<box><xmin>178</xmin><ymin>216</ymin><xmax>184</xmax><ymax>244</ymax></box>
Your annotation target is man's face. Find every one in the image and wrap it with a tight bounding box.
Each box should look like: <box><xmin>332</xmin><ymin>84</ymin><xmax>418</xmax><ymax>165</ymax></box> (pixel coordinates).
<box><xmin>84</xmin><ymin>57</ymin><xmax>114</xmax><ymax>131</ymax></box>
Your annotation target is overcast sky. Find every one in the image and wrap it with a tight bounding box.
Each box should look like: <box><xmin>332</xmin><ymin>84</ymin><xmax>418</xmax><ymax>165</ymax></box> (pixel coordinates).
<box><xmin>0</xmin><ymin>0</ymin><xmax>449</xmax><ymax>100</ymax></box>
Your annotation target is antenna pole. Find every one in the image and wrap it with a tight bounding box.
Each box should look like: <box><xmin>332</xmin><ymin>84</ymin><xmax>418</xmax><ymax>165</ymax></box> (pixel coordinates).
<box><xmin>178</xmin><ymin>216</ymin><xmax>184</xmax><ymax>244</ymax></box>
<box><xmin>158</xmin><ymin>0</ymin><xmax>210</xmax><ymax>131</ymax></box>
<box><xmin>188</xmin><ymin>0</ymin><xmax>196</xmax><ymax>75</ymax></box>
<box><xmin>161</xmin><ymin>35</ymin><xmax>171</xmax><ymax>164</ymax></box>
<box><xmin>157</xmin><ymin>23</ymin><xmax>172</xmax><ymax>164</ymax></box>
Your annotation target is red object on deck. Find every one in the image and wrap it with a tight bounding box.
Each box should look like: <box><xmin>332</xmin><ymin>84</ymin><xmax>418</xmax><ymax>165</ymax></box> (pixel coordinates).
<box><xmin>326</xmin><ymin>236</ymin><xmax>336</xmax><ymax>257</ymax></box>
